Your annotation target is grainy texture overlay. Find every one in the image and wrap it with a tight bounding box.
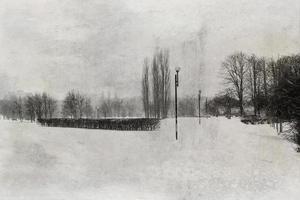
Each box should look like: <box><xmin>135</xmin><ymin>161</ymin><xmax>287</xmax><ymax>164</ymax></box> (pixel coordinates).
<box><xmin>0</xmin><ymin>0</ymin><xmax>299</xmax><ymax>199</ymax></box>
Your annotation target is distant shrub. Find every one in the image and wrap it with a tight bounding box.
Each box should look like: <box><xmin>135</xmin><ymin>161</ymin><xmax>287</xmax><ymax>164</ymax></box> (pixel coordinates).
<box><xmin>37</xmin><ymin>118</ymin><xmax>160</xmax><ymax>131</ymax></box>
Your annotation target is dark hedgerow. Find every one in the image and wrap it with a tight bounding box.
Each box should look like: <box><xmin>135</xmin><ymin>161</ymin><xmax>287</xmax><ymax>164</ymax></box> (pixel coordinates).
<box><xmin>37</xmin><ymin>118</ymin><xmax>160</xmax><ymax>131</ymax></box>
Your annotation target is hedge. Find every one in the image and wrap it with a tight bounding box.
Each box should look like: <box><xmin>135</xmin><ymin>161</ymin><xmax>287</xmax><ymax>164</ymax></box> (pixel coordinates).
<box><xmin>37</xmin><ymin>118</ymin><xmax>160</xmax><ymax>131</ymax></box>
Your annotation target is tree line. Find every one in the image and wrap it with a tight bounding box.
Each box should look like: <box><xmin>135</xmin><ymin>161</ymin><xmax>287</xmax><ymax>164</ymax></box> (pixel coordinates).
<box><xmin>0</xmin><ymin>90</ymin><xmax>144</xmax><ymax>121</ymax></box>
<box><xmin>96</xmin><ymin>95</ymin><xmax>140</xmax><ymax>118</ymax></box>
<box><xmin>61</xmin><ymin>91</ymin><xmax>141</xmax><ymax>119</ymax></box>
<box><xmin>212</xmin><ymin>52</ymin><xmax>299</xmax><ymax>145</ymax></box>
<box><xmin>0</xmin><ymin>92</ymin><xmax>57</xmax><ymax>121</ymax></box>
<box><xmin>142</xmin><ymin>48</ymin><xmax>171</xmax><ymax>119</ymax></box>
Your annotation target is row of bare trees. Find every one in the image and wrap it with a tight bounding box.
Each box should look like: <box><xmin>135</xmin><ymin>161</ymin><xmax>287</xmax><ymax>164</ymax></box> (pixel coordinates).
<box><xmin>221</xmin><ymin>52</ymin><xmax>280</xmax><ymax>116</ymax></box>
<box><xmin>0</xmin><ymin>93</ymin><xmax>57</xmax><ymax>121</ymax></box>
<box><xmin>0</xmin><ymin>90</ymin><xmax>144</xmax><ymax>121</ymax></box>
<box><xmin>220</xmin><ymin>52</ymin><xmax>300</xmax><ymax>144</ymax></box>
<box><xmin>142</xmin><ymin>48</ymin><xmax>171</xmax><ymax>119</ymax></box>
<box><xmin>96</xmin><ymin>96</ymin><xmax>138</xmax><ymax>118</ymax></box>
<box><xmin>61</xmin><ymin>91</ymin><xmax>142</xmax><ymax>119</ymax></box>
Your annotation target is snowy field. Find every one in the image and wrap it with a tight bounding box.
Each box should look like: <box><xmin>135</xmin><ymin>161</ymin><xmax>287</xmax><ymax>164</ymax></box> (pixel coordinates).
<box><xmin>0</xmin><ymin>117</ymin><xmax>300</xmax><ymax>200</ymax></box>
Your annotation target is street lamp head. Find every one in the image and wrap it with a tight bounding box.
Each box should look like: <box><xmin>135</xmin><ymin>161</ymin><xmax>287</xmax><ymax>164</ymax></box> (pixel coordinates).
<box><xmin>175</xmin><ymin>67</ymin><xmax>181</xmax><ymax>73</ymax></box>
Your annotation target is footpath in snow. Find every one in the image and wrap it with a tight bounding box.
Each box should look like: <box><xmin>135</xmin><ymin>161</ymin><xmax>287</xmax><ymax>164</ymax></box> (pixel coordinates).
<box><xmin>0</xmin><ymin>117</ymin><xmax>300</xmax><ymax>200</ymax></box>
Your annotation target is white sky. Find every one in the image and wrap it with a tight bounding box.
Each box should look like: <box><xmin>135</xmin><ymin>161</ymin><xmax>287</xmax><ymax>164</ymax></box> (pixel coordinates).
<box><xmin>0</xmin><ymin>0</ymin><xmax>299</xmax><ymax>99</ymax></box>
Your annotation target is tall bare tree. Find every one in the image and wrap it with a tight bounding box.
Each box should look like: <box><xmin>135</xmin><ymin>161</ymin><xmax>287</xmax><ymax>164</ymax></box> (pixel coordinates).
<box><xmin>261</xmin><ymin>58</ymin><xmax>268</xmax><ymax>98</ymax></box>
<box><xmin>159</xmin><ymin>49</ymin><xmax>171</xmax><ymax>118</ymax></box>
<box><xmin>248</xmin><ymin>55</ymin><xmax>259</xmax><ymax>116</ymax></box>
<box><xmin>142</xmin><ymin>58</ymin><xmax>150</xmax><ymax>118</ymax></box>
<box><xmin>150</xmin><ymin>48</ymin><xmax>171</xmax><ymax>119</ymax></box>
<box><xmin>152</xmin><ymin>52</ymin><xmax>161</xmax><ymax>118</ymax></box>
<box><xmin>247</xmin><ymin>56</ymin><xmax>269</xmax><ymax>115</ymax></box>
<box><xmin>222</xmin><ymin>52</ymin><xmax>247</xmax><ymax>116</ymax></box>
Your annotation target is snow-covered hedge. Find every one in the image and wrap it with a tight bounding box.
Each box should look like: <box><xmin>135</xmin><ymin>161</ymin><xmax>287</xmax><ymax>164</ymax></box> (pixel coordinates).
<box><xmin>37</xmin><ymin>118</ymin><xmax>160</xmax><ymax>131</ymax></box>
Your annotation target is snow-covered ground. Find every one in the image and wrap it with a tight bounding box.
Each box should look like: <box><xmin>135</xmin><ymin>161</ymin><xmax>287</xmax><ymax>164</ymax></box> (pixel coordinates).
<box><xmin>0</xmin><ymin>117</ymin><xmax>300</xmax><ymax>200</ymax></box>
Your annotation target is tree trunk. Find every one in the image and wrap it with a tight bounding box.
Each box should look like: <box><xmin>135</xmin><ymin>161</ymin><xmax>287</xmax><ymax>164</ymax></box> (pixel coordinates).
<box><xmin>239</xmin><ymin>96</ymin><xmax>244</xmax><ymax>116</ymax></box>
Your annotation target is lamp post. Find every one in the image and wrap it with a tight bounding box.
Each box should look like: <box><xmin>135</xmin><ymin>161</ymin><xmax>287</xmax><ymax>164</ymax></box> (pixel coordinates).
<box><xmin>175</xmin><ymin>67</ymin><xmax>181</xmax><ymax>140</ymax></box>
<box><xmin>198</xmin><ymin>90</ymin><xmax>201</xmax><ymax>124</ymax></box>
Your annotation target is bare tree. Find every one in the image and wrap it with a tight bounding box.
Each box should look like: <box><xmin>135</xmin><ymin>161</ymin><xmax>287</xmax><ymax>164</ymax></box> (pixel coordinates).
<box><xmin>208</xmin><ymin>89</ymin><xmax>239</xmax><ymax>117</ymax></box>
<box><xmin>62</xmin><ymin>91</ymin><xmax>77</xmax><ymax>118</ymax></box>
<box><xmin>83</xmin><ymin>97</ymin><xmax>93</xmax><ymax>118</ymax></box>
<box><xmin>152</xmin><ymin>52</ymin><xmax>160</xmax><ymax>118</ymax></box>
<box><xmin>62</xmin><ymin>91</ymin><xmax>91</xmax><ymax>119</ymax></box>
<box><xmin>42</xmin><ymin>92</ymin><xmax>49</xmax><ymax>119</ymax></box>
<box><xmin>100</xmin><ymin>100</ymin><xmax>110</xmax><ymax>118</ymax></box>
<box><xmin>248</xmin><ymin>54</ymin><xmax>259</xmax><ymax>116</ymax></box>
<box><xmin>150</xmin><ymin>48</ymin><xmax>171</xmax><ymax>119</ymax></box>
<box><xmin>33</xmin><ymin>94</ymin><xmax>43</xmax><ymax>119</ymax></box>
<box><xmin>0</xmin><ymin>98</ymin><xmax>14</xmax><ymax>119</ymax></box>
<box><xmin>47</xmin><ymin>97</ymin><xmax>57</xmax><ymax>118</ymax></box>
<box><xmin>25</xmin><ymin>95</ymin><xmax>35</xmax><ymax>122</ymax></box>
<box><xmin>261</xmin><ymin>58</ymin><xmax>268</xmax><ymax>98</ymax></box>
<box><xmin>269</xmin><ymin>58</ymin><xmax>279</xmax><ymax>87</ymax></box>
<box><xmin>159</xmin><ymin>49</ymin><xmax>171</xmax><ymax>118</ymax></box>
<box><xmin>12</xmin><ymin>96</ymin><xmax>23</xmax><ymax>120</ymax></box>
<box><xmin>76</xmin><ymin>92</ymin><xmax>85</xmax><ymax>119</ymax></box>
<box><xmin>222</xmin><ymin>52</ymin><xmax>247</xmax><ymax>116</ymax></box>
<box><xmin>247</xmin><ymin>55</ymin><xmax>268</xmax><ymax>116</ymax></box>
<box><xmin>142</xmin><ymin>58</ymin><xmax>150</xmax><ymax>118</ymax></box>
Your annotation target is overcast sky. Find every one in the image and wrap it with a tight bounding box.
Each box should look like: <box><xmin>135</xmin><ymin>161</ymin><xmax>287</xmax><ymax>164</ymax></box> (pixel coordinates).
<box><xmin>0</xmin><ymin>0</ymin><xmax>299</xmax><ymax>99</ymax></box>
